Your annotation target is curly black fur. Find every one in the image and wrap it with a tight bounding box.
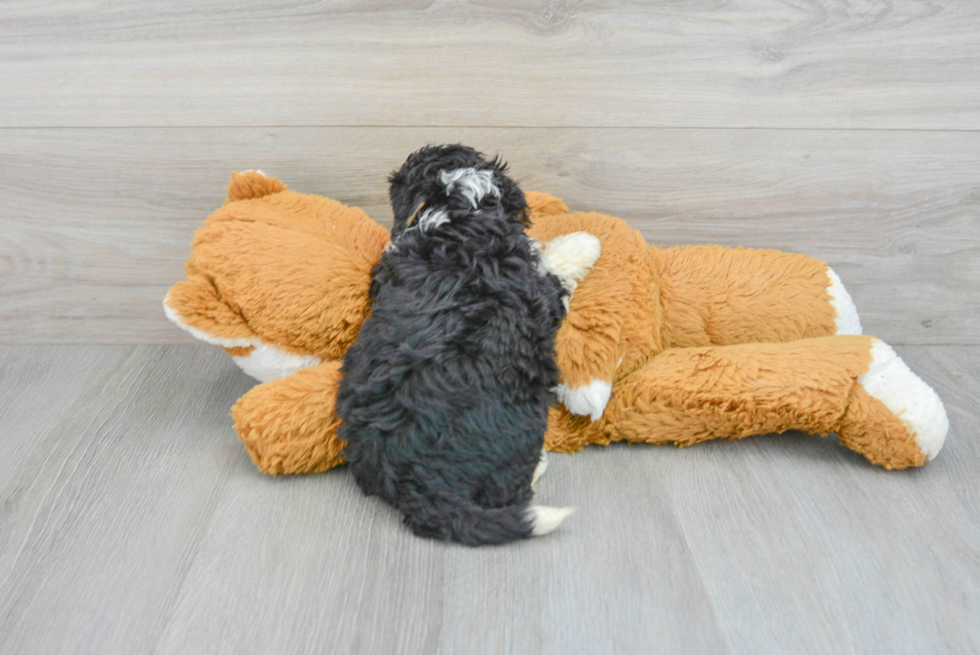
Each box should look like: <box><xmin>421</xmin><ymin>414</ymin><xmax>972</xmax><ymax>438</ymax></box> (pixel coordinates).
<box><xmin>336</xmin><ymin>145</ymin><xmax>568</xmax><ymax>546</ymax></box>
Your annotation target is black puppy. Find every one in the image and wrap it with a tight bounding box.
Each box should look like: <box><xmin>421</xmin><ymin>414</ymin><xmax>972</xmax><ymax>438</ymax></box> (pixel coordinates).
<box><xmin>336</xmin><ymin>144</ymin><xmax>573</xmax><ymax>546</ymax></box>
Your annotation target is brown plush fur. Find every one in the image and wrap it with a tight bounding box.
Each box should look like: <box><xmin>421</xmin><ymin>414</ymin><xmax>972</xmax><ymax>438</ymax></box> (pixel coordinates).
<box><xmin>165</xmin><ymin>173</ymin><xmax>936</xmax><ymax>473</ymax></box>
<box><xmin>235</xmin><ymin>361</ymin><xmax>346</xmax><ymax>475</ymax></box>
<box><xmin>167</xmin><ymin>172</ymin><xmax>388</xmax><ymax>360</ymax></box>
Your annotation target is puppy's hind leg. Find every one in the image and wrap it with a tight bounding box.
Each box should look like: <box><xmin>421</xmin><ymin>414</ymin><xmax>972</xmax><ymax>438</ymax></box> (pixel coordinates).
<box><xmin>531</xmin><ymin>448</ymin><xmax>548</xmax><ymax>487</ymax></box>
<box><xmin>528</xmin><ymin>453</ymin><xmax>574</xmax><ymax>536</ymax></box>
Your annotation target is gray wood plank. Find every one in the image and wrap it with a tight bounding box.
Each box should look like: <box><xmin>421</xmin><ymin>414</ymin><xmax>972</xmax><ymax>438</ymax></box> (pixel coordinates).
<box><xmin>2</xmin><ymin>1</ymin><xmax>979</xmax><ymax>129</ymax></box>
<box><xmin>659</xmin><ymin>345</ymin><xmax>980</xmax><ymax>654</ymax></box>
<box><xmin>435</xmin><ymin>451</ymin><xmax>729</xmax><ymax>655</ymax></box>
<box><xmin>902</xmin><ymin>346</ymin><xmax>980</xmax><ymax>516</ymax></box>
<box><xmin>0</xmin><ymin>346</ymin><xmax>254</xmax><ymax>655</ymax></box>
<box><xmin>156</xmin><ymin>436</ymin><xmax>729</xmax><ymax>655</ymax></box>
<box><xmin>1</xmin><ymin>345</ymin><xmax>977</xmax><ymax>654</ymax></box>
<box><xmin>0</xmin><ymin>346</ymin><xmax>124</xmax><ymax>482</ymax></box>
<box><xmin>1</xmin><ymin>127</ymin><xmax>976</xmax><ymax>344</ymax></box>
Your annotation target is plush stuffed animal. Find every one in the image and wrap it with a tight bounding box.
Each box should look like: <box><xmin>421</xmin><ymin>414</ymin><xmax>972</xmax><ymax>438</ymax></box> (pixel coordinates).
<box><xmin>164</xmin><ymin>171</ymin><xmax>949</xmax><ymax>475</ymax></box>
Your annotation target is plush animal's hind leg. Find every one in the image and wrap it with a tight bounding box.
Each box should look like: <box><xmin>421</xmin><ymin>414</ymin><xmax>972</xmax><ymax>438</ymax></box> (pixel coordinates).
<box><xmin>232</xmin><ymin>360</ymin><xmax>347</xmax><ymax>475</ymax></box>
<box><xmin>588</xmin><ymin>336</ymin><xmax>946</xmax><ymax>469</ymax></box>
<box><xmin>657</xmin><ymin>245</ymin><xmax>862</xmax><ymax>349</ymax></box>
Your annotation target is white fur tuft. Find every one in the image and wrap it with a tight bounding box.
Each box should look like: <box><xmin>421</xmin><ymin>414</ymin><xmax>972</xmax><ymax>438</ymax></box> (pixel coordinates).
<box><xmin>230</xmin><ymin>343</ymin><xmax>324</xmax><ymax>383</ymax></box>
<box><xmin>555</xmin><ymin>378</ymin><xmax>612</xmax><ymax>422</ymax></box>
<box><xmin>531</xmin><ymin>449</ymin><xmax>549</xmax><ymax>487</ymax></box>
<box><xmin>418</xmin><ymin>207</ymin><xmax>450</xmax><ymax>232</ymax></box>
<box><xmin>528</xmin><ymin>505</ymin><xmax>575</xmax><ymax>536</ymax></box>
<box><xmin>536</xmin><ymin>232</ymin><xmax>602</xmax><ymax>312</ymax></box>
<box><xmin>438</xmin><ymin>167</ymin><xmax>500</xmax><ymax>207</ymax></box>
<box><xmin>826</xmin><ymin>267</ymin><xmax>862</xmax><ymax>335</ymax></box>
<box><xmin>540</xmin><ymin>232</ymin><xmax>602</xmax><ymax>288</ymax></box>
<box><xmin>859</xmin><ymin>339</ymin><xmax>949</xmax><ymax>460</ymax></box>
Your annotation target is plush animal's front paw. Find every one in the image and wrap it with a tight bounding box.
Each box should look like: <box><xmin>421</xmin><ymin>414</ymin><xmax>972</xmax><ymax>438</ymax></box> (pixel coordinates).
<box><xmin>555</xmin><ymin>378</ymin><xmax>612</xmax><ymax>422</ymax></box>
<box><xmin>859</xmin><ymin>339</ymin><xmax>948</xmax><ymax>460</ymax></box>
<box><xmin>541</xmin><ymin>232</ymin><xmax>602</xmax><ymax>290</ymax></box>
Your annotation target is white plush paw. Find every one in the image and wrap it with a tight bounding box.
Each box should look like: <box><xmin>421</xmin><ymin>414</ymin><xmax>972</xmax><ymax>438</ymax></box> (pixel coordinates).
<box><xmin>230</xmin><ymin>343</ymin><xmax>323</xmax><ymax>383</ymax></box>
<box><xmin>528</xmin><ymin>505</ymin><xmax>575</xmax><ymax>536</ymax></box>
<box><xmin>238</xmin><ymin>169</ymin><xmax>268</xmax><ymax>177</ymax></box>
<box><xmin>555</xmin><ymin>378</ymin><xmax>612</xmax><ymax>422</ymax></box>
<box><xmin>541</xmin><ymin>232</ymin><xmax>602</xmax><ymax>289</ymax></box>
<box><xmin>859</xmin><ymin>339</ymin><xmax>949</xmax><ymax>460</ymax></box>
<box><xmin>826</xmin><ymin>267</ymin><xmax>862</xmax><ymax>335</ymax></box>
<box><xmin>531</xmin><ymin>449</ymin><xmax>549</xmax><ymax>487</ymax></box>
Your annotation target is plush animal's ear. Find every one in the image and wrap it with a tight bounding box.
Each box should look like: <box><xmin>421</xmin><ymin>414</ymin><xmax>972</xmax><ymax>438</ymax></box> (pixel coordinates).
<box><xmin>525</xmin><ymin>192</ymin><xmax>569</xmax><ymax>220</ymax></box>
<box><xmin>226</xmin><ymin>171</ymin><xmax>286</xmax><ymax>204</ymax></box>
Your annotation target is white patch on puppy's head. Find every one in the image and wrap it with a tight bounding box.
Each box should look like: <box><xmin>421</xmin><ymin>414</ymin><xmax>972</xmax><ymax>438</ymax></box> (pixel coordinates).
<box><xmin>439</xmin><ymin>167</ymin><xmax>500</xmax><ymax>208</ymax></box>
<box><xmin>419</xmin><ymin>207</ymin><xmax>450</xmax><ymax>233</ymax></box>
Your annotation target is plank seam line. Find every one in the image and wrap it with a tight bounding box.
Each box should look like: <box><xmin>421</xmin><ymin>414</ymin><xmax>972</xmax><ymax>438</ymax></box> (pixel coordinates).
<box><xmin>1</xmin><ymin>125</ymin><xmax>979</xmax><ymax>133</ymax></box>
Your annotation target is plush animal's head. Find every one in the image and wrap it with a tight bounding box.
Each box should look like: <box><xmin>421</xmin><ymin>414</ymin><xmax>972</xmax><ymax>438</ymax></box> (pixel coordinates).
<box><xmin>164</xmin><ymin>171</ymin><xmax>390</xmax><ymax>382</ymax></box>
<box><xmin>387</xmin><ymin>144</ymin><xmax>528</xmax><ymax>239</ymax></box>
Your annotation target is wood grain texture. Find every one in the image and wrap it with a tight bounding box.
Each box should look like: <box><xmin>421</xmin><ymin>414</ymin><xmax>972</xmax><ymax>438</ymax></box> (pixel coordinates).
<box><xmin>0</xmin><ymin>346</ymin><xmax>255</xmax><ymax>654</ymax></box>
<box><xmin>2</xmin><ymin>0</ymin><xmax>979</xmax><ymax>129</ymax></box>
<box><xmin>1</xmin><ymin>127</ymin><xmax>977</xmax><ymax>345</ymax></box>
<box><xmin>0</xmin><ymin>344</ymin><xmax>977</xmax><ymax>654</ymax></box>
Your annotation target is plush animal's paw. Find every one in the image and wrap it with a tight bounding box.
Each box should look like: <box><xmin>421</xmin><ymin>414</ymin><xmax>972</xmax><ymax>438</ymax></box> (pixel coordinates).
<box><xmin>555</xmin><ymin>378</ymin><xmax>612</xmax><ymax>422</ymax></box>
<box><xmin>859</xmin><ymin>339</ymin><xmax>948</xmax><ymax>460</ymax></box>
<box><xmin>541</xmin><ymin>232</ymin><xmax>602</xmax><ymax>291</ymax></box>
<box><xmin>528</xmin><ymin>506</ymin><xmax>575</xmax><ymax>536</ymax></box>
<box><xmin>826</xmin><ymin>267</ymin><xmax>862</xmax><ymax>335</ymax></box>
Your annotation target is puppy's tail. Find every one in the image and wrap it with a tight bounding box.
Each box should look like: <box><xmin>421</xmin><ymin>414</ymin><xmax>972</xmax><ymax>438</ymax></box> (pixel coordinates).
<box><xmin>403</xmin><ymin>495</ymin><xmax>574</xmax><ymax>547</ymax></box>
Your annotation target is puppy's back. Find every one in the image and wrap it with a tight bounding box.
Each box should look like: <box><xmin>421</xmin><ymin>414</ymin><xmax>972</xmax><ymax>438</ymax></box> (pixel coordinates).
<box><xmin>338</xmin><ymin>147</ymin><xmax>572</xmax><ymax>545</ymax></box>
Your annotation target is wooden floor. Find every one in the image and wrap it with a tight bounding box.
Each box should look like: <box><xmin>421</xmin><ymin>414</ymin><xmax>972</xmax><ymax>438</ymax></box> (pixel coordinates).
<box><xmin>2</xmin><ymin>1</ymin><xmax>980</xmax><ymax>652</ymax></box>
<box><xmin>0</xmin><ymin>345</ymin><xmax>976</xmax><ymax>654</ymax></box>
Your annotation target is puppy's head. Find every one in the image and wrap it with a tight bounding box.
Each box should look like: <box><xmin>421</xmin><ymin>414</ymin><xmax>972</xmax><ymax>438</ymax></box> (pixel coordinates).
<box><xmin>388</xmin><ymin>144</ymin><xmax>527</xmax><ymax>239</ymax></box>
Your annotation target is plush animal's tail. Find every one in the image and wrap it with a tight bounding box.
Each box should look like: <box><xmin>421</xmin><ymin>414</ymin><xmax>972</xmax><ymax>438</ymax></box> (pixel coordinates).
<box><xmin>402</xmin><ymin>494</ymin><xmax>574</xmax><ymax>547</ymax></box>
